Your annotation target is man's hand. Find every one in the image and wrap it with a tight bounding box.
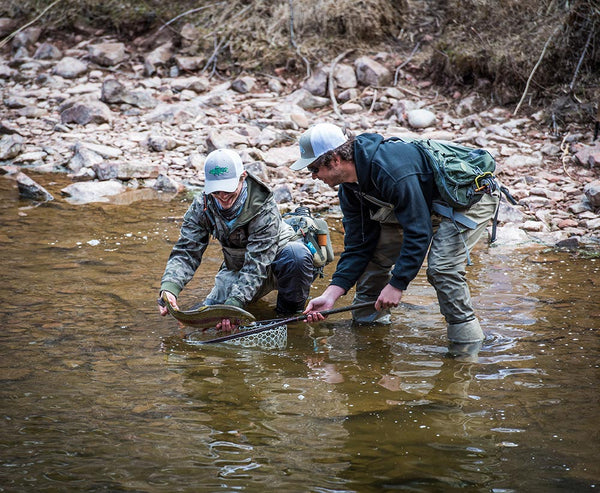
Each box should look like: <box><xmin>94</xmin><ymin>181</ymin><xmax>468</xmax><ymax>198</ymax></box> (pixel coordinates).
<box><xmin>216</xmin><ymin>318</ymin><xmax>239</xmax><ymax>332</ymax></box>
<box><xmin>158</xmin><ymin>291</ymin><xmax>179</xmax><ymax>316</ymax></box>
<box><xmin>375</xmin><ymin>284</ymin><xmax>403</xmax><ymax>311</ymax></box>
<box><xmin>304</xmin><ymin>285</ymin><xmax>345</xmax><ymax>323</ymax></box>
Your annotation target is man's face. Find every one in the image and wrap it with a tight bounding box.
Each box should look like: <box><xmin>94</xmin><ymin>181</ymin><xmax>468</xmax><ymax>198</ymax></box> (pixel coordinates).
<box><xmin>307</xmin><ymin>155</ymin><xmax>342</xmax><ymax>188</ymax></box>
<box><xmin>211</xmin><ymin>176</ymin><xmax>245</xmax><ymax>209</ymax></box>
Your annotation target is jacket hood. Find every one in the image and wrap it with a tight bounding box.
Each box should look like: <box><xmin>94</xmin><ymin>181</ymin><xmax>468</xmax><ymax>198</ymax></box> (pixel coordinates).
<box><xmin>353</xmin><ymin>133</ymin><xmax>385</xmax><ymax>187</ymax></box>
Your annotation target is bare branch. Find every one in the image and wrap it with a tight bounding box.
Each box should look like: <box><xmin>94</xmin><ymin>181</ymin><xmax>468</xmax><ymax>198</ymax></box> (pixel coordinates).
<box><xmin>514</xmin><ymin>24</ymin><xmax>561</xmax><ymax>116</ymax></box>
<box><xmin>158</xmin><ymin>3</ymin><xmax>225</xmax><ymax>32</ymax></box>
<box><xmin>0</xmin><ymin>0</ymin><xmax>62</xmax><ymax>50</ymax></box>
<box><xmin>328</xmin><ymin>49</ymin><xmax>355</xmax><ymax>119</ymax></box>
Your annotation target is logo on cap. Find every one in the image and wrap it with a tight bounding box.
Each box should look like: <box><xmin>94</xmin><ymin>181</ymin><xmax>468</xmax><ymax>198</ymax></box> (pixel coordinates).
<box><xmin>209</xmin><ymin>166</ymin><xmax>229</xmax><ymax>176</ymax></box>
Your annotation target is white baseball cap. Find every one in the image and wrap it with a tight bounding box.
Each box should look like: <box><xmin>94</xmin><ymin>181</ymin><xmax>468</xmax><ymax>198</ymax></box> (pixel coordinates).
<box><xmin>290</xmin><ymin>123</ymin><xmax>347</xmax><ymax>171</ymax></box>
<box><xmin>204</xmin><ymin>149</ymin><xmax>244</xmax><ymax>194</ymax></box>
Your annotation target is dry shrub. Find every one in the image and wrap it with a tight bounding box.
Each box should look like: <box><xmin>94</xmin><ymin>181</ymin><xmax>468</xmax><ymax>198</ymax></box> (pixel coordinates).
<box><xmin>1</xmin><ymin>0</ymin><xmax>596</xmax><ymax>115</ymax></box>
<box><xmin>166</xmin><ymin>0</ymin><xmax>406</xmax><ymax>70</ymax></box>
<box><xmin>430</xmin><ymin>0</ymin><xmax>599</xmax><ymax>109</ymax></box>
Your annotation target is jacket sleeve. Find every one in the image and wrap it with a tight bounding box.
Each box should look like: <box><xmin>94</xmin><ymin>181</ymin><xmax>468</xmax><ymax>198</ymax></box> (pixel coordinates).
<box><xmin>160</xmin><ymin>197</ymin><xmax>211</xmax><ymax>297</ymax></box>
<box><xmin>330</xmin><ymin>184</ymin><xmax>381</xmax><ymax>292</ymax></box>
<box><xmin>227</xmin><ymin>196</ymin><xmax>281</xmax><ymax>304</ymax></box>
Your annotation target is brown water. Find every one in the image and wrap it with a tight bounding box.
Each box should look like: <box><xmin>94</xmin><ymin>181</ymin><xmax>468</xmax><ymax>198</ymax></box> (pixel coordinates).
<box><xmin>1</xmin><ymin>174</ymin><xmax>598</xmax><ymax>493</ymax></box>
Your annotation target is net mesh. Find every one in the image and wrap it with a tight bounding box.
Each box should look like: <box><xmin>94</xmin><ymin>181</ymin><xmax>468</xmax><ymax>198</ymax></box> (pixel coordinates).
<box><xmin>184</xmin><ymin>323</ymin><xmax>287</xmax><ymax>350</ymax></box>
<box><xmin>228</xmin><ymin>323</ymin><xmax>287</xmax><ymax>350</ymax></box>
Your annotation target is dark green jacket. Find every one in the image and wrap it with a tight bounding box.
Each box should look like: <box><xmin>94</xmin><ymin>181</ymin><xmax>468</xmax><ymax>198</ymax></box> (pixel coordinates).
<box><xmin>160</xmin><ymin>173</ymin><xmax>296</xmax><ymax>305</ymax></box>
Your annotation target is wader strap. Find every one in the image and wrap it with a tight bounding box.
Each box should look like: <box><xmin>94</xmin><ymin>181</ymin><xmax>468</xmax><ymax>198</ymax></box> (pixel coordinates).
<box><xmin>432</xmin><ymin>202</ymin><xmax>478</xmax><ymax>229</ymax></box>
<box><xmin>432</xmin><ymin>201</ymin><xmax>475</xmax><ymax>266</ymax></box>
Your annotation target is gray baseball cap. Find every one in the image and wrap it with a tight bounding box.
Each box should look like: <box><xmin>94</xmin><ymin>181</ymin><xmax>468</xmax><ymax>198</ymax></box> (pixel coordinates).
<box><xmin>290</xmin><ymin>123</ymin><xmax>347</xmax><ymax>171</ymax></box>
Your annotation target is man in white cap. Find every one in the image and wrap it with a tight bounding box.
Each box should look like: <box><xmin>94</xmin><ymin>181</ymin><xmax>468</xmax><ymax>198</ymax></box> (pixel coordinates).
<box><xmin>158</xmin><ymin>148</ymin><xmax>314</xmax><ymax>330</ymax></box>
<box><xmin>291</xmin><ymin>123</ymin><xmax>500</xmax><ymax>347</ymax></box>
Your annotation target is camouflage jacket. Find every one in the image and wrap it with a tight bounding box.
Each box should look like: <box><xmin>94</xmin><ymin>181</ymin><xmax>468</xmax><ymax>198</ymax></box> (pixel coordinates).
<box><xmin>160</xmin><ymin>173</ymin><xmax>296</xmax><ymax>306</ymax></box>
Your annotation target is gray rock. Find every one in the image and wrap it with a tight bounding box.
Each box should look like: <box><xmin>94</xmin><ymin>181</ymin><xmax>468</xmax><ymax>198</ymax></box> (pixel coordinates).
<box><xmin>333</xmin><ymin>63</ymin><xmax>357</xmax><ymax>89</ymax></box>
<box><xmin>61</xmin><ymin>180</ymin><xmax>127</xmax><ymax>204</ymax></box>
<box><xmin>153</xmin><ymin>173</ymin><xmax>184</xmax><ymax>193</ymax></box>
<box><xmin>92</xmin><ymin>161</ymin><xmax>119</xmax><ymax>181</ymax></box>
<box><xmin>88</xmin><ymin>42</ymin><xmax>127</xmax><ymax>67</ymax></box>
<box><xmin>33</xmin><ymin>42</ymin><xmax>62</xmax><ymax>60</ymax></box>
<box><xmin>354</xmin><ymin>56</ymin><xmax>391</xmax><ymax>87</ymax></box>
<box><xmin>52</xmin><ymin>57</ymin><xmax>88</xmax><ymax>79</ymax></box>
<box><xmin>68</xmin><ymin>144</ymin><xmax>102</xmax><ymax>173</ymax></box>
<box><xmin>79</xmin><ymin>142</ymin><xmax>122</xmax><ymax>159</ymax></box>
<box><xmin>60</xmin><ymin>101</ymin><xmax>112</xmax><ymax>125</ymax></box>
<box><xmin>117</xmin><ymin>162</ymin><xmax>160</xmax><ymax>180</ymax></box>
<box><xmin>101</xmin><ymin>78</ymin><xmax>157</xmax><ymax>109</ymax></box>
<box><xmin>147</xmin><ymin>134</ymin><xmax>179</xmax><ymax>152</ymax></box>
<box><xmin>0</xmin><ymin>18</ymin><xmax>17</xmax><ymax>37</ymax></box>
<box><xmin>303</xmin><ymin>68</ymin><xmax>328</xmax><ymax>97</ymax></box>
<box><xmin>0</xmin><ymin>134</ymin><xmax>24</xmax><ymax>160</ymax></box>
<box><xmin>232</xmin><ymin>76</ymin><xmax>256</xmax><ymax>94</ymax></box>
<box><xmin>407</xmin><ymin>109</ymin><xmax>436</xmax><ymax>129</ymax></box>
<box><xmin>16</xmin><ymin>172</ymin><xmax>53</xmax><ymax>202</ymax></box>
<box><xmin>584</xmin><ymin>180</ymin><xmax>600</xmax><ymax>208</ymax></box>
<box><xmin>12</xmin><ymin>27</ymin><xmax>41</xmax><ymax>49</ymax></box>
<box><xmin>144</xmin><ymin>42</ymin><xmax>173</xmax><ymax>76</ymax></box>
<box><xmin>285</xmin><ymin>89</ymin><xmax>329</xmax><ymax>110</ymax></box>
<box><xmin>207</xmin><ymin>129</ymin><xmax>248</xmax><ymax>152</ymax></box>
<box><xmin>272</xmin><ymin>184</ymin><xmax>293</xmax><ymax>203</ymax></box>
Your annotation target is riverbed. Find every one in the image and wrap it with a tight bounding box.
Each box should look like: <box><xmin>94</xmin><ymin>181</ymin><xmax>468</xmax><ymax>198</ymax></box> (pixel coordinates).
<box><xmin>1</xmin><ymin>174</ymin><xmax>598</xmax><ymax>492</ymax></box>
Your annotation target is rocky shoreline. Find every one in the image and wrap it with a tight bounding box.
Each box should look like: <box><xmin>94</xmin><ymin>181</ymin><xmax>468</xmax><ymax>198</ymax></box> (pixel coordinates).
<box><xmin>1</xmin><ymin>25</ymin><xmax>599</xmax><ymax>251</ymax></box>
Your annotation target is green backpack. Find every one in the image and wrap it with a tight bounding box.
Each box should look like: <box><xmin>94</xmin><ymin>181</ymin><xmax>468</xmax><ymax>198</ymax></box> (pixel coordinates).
<box><xmin>402</xmin><ymin>138</ymin><xmax>497</xmax><ymax>209</ymax></box>
<box><xmin>283</xmin><ymin>207</ymin><xmax>334</xmax><ymax>277</ymax></box>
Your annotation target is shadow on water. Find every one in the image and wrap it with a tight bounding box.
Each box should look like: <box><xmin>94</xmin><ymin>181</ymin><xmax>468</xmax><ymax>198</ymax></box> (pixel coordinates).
<box><xmin>0</xmin><ymin>174</ymin><xmax>598</xmax><ymax>492</ymax></box>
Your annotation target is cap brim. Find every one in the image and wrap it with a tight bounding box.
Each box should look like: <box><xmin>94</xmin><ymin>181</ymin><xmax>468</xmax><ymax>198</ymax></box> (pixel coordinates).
<box><xmin>290</xmin><ymin>156</ymin><xmax>317</xmax><ymax>171</ymax></box>
<box><xmin>204</xmin><ymin>177</ymin><xmax>239</xmax><ymax>194</ymax></box>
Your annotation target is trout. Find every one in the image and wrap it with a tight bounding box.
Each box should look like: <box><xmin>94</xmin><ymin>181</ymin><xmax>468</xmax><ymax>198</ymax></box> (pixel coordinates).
<box><xmin>162</xmin><ymin>292</ymin><xmax>256</xmax><ymax>328</ymax></box>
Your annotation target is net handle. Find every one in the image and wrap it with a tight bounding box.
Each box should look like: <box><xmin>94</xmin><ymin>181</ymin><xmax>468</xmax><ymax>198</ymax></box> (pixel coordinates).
<box><xmin>194</xmin><ymin>301</ymin><xmax>375</xmax><ymax>345</ymax></box>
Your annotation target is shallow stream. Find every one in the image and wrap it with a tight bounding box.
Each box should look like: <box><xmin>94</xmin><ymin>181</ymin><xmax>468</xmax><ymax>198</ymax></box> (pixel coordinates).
<box><xmin>1</xmin><ymin>174</ymin><xmax>598</xmax><ymax>492</ymax></box>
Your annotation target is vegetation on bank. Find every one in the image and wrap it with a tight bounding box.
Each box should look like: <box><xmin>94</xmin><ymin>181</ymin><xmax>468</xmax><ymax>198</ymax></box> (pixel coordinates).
<box><xmin>1</xmin><ymin>0</ymin><xmax>598</xmax><ymax>121</ymax></box>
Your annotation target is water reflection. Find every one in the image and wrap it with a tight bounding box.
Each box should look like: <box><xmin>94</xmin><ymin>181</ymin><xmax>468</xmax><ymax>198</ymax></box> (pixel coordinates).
<box><xmin>1</xmin><ymin>174</ymin><xmax>598</xmax><ymax>492</ymax></box>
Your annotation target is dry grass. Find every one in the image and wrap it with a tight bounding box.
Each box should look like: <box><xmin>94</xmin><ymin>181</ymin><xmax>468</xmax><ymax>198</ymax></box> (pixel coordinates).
<box><xmin>1</xmin><ymin>0</ymin><xmax>597</xmax><ymax>114</ymax></box>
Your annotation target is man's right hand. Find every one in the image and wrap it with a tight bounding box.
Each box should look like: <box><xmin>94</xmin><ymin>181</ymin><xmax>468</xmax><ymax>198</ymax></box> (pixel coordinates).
<box><xmin>158</xmin><ymin>291</ymin><xmax>179</xmax><ymax>316</ymax></box>
<box><xmin>303</xmin><ymin>285</ymin><xmax>345</xmax><ymax>323</ymax></box>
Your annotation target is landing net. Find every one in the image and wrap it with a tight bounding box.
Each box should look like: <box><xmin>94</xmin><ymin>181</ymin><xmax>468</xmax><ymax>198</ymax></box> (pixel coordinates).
<box><xmin>185</xmin><ymin>322</ymin><xmax>287</xmax><ymax>350</ymax></box>
<box><xmin>228</xmin><ymin>323</ymin><xmax>287</xmax><ymax>350</ymax></box>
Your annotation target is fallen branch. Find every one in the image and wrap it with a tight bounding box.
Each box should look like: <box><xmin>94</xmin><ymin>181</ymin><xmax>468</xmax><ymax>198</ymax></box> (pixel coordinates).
<box><xmin>569</xmin><ymin>21</ymin><xmax>594</xmax><ymax>93</ymax></box>
<box><xmin>560</xmin><ymin>133</ymin><xmax>574</xmax><ymax>180</ymax></box>
<box><xmin>328</xmin><ymin>49</ymin><xmax>355</xmax><ymax>119</ymax></box>
<box><xmin>202</xmin><ymin>36</ymin><xmax>229</xmax><ymax>76</ymax></box>
<box><xmin>0</xmin><ymin>0</ymin><xmax>61</xmax><ymax>50</ymax></box>
<box><xmin>394</xmin><ymin>42</ymin><xmax>420</xmax><ymax>86</ymax></box>
<box><xmin>514</xmin><ymin>24</ymin><xmax>561</xmax><ymax>116</ymax></box>
<box><xmin>368</xmin><ymin>89</ymin><xmax>378</xmax><ymax>114</ymax></box>
<box><xmin>158</xmin><ymin>3</ymin><xmax>225</xmax><ymax>32</ymax></box>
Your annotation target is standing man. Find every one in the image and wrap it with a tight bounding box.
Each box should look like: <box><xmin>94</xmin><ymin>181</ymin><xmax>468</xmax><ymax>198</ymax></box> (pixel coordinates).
<box><xmin>290</xmin><ymin>123</ymin><xmax>499</xmax><ymax>344</ymax></box>
<box><xmin>159</xmin><ymin>148</ymin><xmax>314</xmax><ymax>330</ymax></box>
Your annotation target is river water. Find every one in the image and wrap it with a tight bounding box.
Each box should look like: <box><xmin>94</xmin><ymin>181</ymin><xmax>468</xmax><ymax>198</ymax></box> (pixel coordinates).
<box><xmin>1</xmin><ymin>173</ymin><xmax>598</xmax><ymax>492</ymax></box>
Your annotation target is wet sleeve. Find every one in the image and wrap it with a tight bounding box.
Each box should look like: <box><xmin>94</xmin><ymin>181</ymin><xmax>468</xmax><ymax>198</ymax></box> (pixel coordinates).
<box><xmin>160</xmin><ymin>198</ymin><xmax>211</xmax><ymax>297</ymax></box>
